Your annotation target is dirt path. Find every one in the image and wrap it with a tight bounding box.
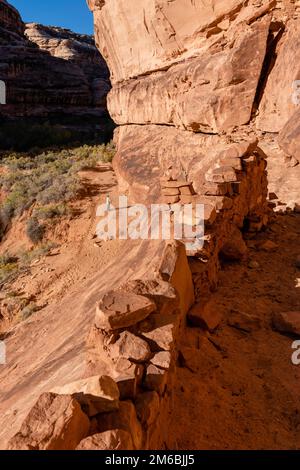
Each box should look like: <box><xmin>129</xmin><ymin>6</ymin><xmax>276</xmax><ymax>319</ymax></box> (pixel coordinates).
<box><xmin>171</xmin><ymin>213</ymin><xmax>300</xmax><ymax>450</ymax></box>
<box><xmin>0</xmin><ymin>164</ymin><xmax>124</xmax><ymax>334</ymax></box>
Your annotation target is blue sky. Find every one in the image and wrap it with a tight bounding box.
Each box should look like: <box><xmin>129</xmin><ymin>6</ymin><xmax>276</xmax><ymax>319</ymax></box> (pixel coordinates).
<box><xmin>10</xmin><ymin>0</ymin><xmax>94</xmax><ymax>35</ymax></box>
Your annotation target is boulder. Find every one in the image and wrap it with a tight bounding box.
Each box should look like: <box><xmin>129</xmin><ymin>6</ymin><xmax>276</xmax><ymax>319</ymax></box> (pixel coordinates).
<box><xmin>227</xmin><ymin>310</ymin><xmax>262</xmax><ymax>333</ymax></box>
<box><xmin>97</xmin><ymin>401</ymin><xmax>143</xmax><ymax>450</ymax></box>
<box><xmin>144</xmin><ymin>364</ymin><xmax>168</xmax><ymax>395</ymax></box>
<box><xmin>273</xmin><ymin>311</ymin><xmax>300</xmax><ymax>336</ymax></box>
<box><xmin>110</xmin><ymin>331</ymin><xmax>151</xmax><ymax>363</ymax></box>
<box><xmin>76</xmin><ymin>429</ymin><xmax>133</xmax><ymax>450</ymax></box>
<box><xmin>187</xmin><ymin>298</ymin><xmax>223</xmax><ymax>332</ymax></box>
<box><xmin>7</xmin><ymin>393</ymin><xmax>90</xmax><ymax>450</ymax></box>
<box><xmin>158</xmin><ymin>242</ymin><xmax>195</xmax><ymax>317</ymax></box>
<box><xmin>51</xmin><ymin>375</ymin><xmax>119</xmax><ymax>417</ymax></box>
<box><xmin>141</xmin><ymin>314</ymin><xmax>177</xmax><ymax>351</ymax></box>
<box><xmin>135</xmin><ymin>392</ymin><xmax>160</xmax><ymax>427</ymax></box>
<box><xmin>258</xmin><ymin>240</ymin><xmax>278</xmax><ymax>252</ymax></box>
<box><xmin>151</xmin><ymin>351</ymin><xmax>171</xmax><ymax>370</ymax></box>
<box><xmin>220</xmin><ymin>227</ymin><xmax>248</xmax><ymax>261</ymax></box>
<box><xmin>112</xmin><ymin>358</ymin><xmax>144</xmax><ymax>400</ymax></box>
<box><xmin>95</xmin><ymin>290</ymin><xmax>156</xmax><ymax>330</ymax></box>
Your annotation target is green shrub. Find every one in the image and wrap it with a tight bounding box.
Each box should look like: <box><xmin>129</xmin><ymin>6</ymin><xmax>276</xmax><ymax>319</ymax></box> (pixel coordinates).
<box><xmin>26</xmin><ymin>218</ymin><xmax>45</xmax><ymax>244</ymax></box>
<box><xmin>18</xmin><ymin>242</ymin><xmax>58</xmax><ymax>264</ymax></box>
<box><xmin>0</xmin><ymin>122</ymin><xmax>72</xmax><ymax>152</ymax></box>
<box><xmin>33</xmin><ymin>204</ymin><xmax>68</xmax><ymax>220</ymax></box>
<box><xmin>0</xmin><ymin>143</ymin><xmax>116</xmax><ymax>226</ymax></box>
<box><xmin>0</xmin><ymin>243</ymin><xmax>58</xmax><ymax>287</ymax></box>
<box><xmin>0</xmin><ymin>253</ymin><xmax>19</xmax><ymax>283</ymax></box>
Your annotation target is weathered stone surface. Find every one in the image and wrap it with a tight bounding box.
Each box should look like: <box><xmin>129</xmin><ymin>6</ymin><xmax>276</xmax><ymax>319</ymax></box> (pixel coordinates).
<box><xmin>162</xmin><ymin>180</ymin><xmax>192</xmax><ymax>189</ymax></box>
<box><xmin>141</xmin><ymin>314</ymin><xmax>177</xmax><ymax>352</ymax></box>
<box><xmin>95</xmin><ymin>291</ymin><xmax>156</xmax><ymax>330</ymax></box>
<box><xmin>187</xmin><ymin>298</ymin><xmax>223</xmax><ymax>332</ymax></box>
<box><xmin>228</xmin><ymin>310</ymin><xmax>262</xmax><ymax>333</ymax></box>
<box><xmin>278</xmin><ymin>107</ymin><xmax>300</xmax><ymax>164</ymax></box>
<box><xmin>113</xmin><ymin>360</ymin><xmax>144</xmax><ymax>400</ymax></box>
<box><xmin>108</xmin><ymin>16</ymin><xmax>269</xmax><ymax>133</ymax></box>
<box><xmin>144</xmin><ymin>364</ymin><xmax>167</xmax><ymax>395</ymax></box>
<box><xmin>119</xmin><ymin>278</ymin><xmax>178</xmax><ymax>318</ymax></box>
<box><xmin>273</xmin><ymin>311</ymin><xmax>300</xmax><ymax>336</ymax></box>
<box><xmin>151</xmin><ymin>351</ymin><xmax>171</xmax><ymax>370</ymax></box>
<box><xmin>1</xmin><ymin>0</ymin><xmax>285</xmax><ymax>452</ymax></box>
<box><xmin>0</xmin><ymin>0</ymin><xmax>24</xmax><ymax>35</ymax></box>
<box><xmin>206</xmin><ymin>167</ymin><xmax>238</xmax><ymax>184</ymax></box>
<box><xmin>158</xmin><ymin>242</ymin><xmax>195</xmax><ymax>316</ymax></box>
<box><xmin>97</xmin><ymin>401</ymin><xmax>142</xmax><ymax>450</ymax></box>
<box><xmin>220</xmin><ymin>227</ymin><xmax>248</xmax><ymax>261</ymax></box>
<box><xmin>178</xmin><ymin>346</ymin><xmax>201</xmax><ymax>374</ymax></box>
<box><xmin>51</xmin><ymin>375</ymin><xmax>119</xmax><ymax>417</ymax></box>
<box><xmin>258</xmin><ymin>240</ymin><xmax>278</xmax><ymax>252</ymax></box>
<box><xmin>86</xmin><ymin>0</ymin><xmax>276</xmax><ymax>216</ymax></box>
<box><xmin>257</xmin><ymin>19</ymin><xmax>300</xmax><ymax>132</ymax></box>
<box><xmin>113</xmin><ymin>125</ymin><xmax>264</xmax><ymax>206</ymax></box>
<box><xmin>110</xmin><ymin>331</ymin><xmax>151</xmax><ymax>363</ymax></box>
<box><xmin>135</xmin><ymin>392</ymin><xmax>160</xmax><ymax>427</ymax></box>
<box><xmin>161</xmin><ymin>188</ymin><xmax>180</xmax><ymax>197</ymax></box>
<box><xmin>88</xmin><ymin>0</ymin><xmax>265</xmax><ymax>83</ymax></box>
<box><xmin>7</xmin><ymin>393</ymin><xmax>90</xmax><ymax>450</ymax></box>
<box><xmin>162</xmin><ymin>195</ymin><xmax>180</xmax><ymax>204</ymax></box>
<box><xmin>76</xmin><ymin>429</ymin><xmax>134</xmax><ymax>450</ymax></box>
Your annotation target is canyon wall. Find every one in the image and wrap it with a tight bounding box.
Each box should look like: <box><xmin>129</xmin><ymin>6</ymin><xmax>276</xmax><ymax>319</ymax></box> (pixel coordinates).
<box><xmin>0</xmin><ymin>0</ymin><xmax>110</xmax><ymax>123</ymax></box>
<box><xmin>88</xmin><ymin>0</ymin><xmax>300</xmax><ymax>208</ymax></box>
<box><xmin>1</xmin><ymin>0</ymin><xmax>300</xmax><ymax>451</ymax></box>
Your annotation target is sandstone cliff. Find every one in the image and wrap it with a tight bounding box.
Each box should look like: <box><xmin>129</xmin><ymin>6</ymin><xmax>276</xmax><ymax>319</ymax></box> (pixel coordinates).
<box><xmin>0</xmin><ymin>0</ymin><xmax>300</xmax><ymax>452</ymax></box>
<box><xmin>0</xmin><ymin>0</ymin><xmax>110</xmax><ymax>127</ymax></box>
<box><xmin>88</xmin><ymin>0</ymin><xmax>300</xmax><ymax>208</ymax></box>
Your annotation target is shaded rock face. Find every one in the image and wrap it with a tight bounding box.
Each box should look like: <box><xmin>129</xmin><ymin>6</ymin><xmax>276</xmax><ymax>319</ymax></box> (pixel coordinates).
<box><xmin>25</xmin><ymin>23</ymin><xmax>110</xmax><ymax>109</ymax></box>
<box><xmin>256</xmin><ymin>12</ymin><xmax>300</xmax><ymax>133</ymax></box>
<box><xmin>0</xmin><ymin>0</ymin><xmax>24</xmax><ymax>36</ymax></box>
<box><xmin>0</xmin><ymin>0</ymin><xmax>110</xmax><ymax>121</ymax></box>
<box><xmin>88</xmin><ymin>0</ymin><xmax>300</xmax><ymax>207</ymax></box>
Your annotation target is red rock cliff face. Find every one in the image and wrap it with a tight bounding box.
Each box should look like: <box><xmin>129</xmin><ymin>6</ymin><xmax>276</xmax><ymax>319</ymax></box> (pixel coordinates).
<box><xmin>0</xmin><ymin>0</ymin><xmax>24</xmax><ymax>35</ymax></box>
<box><xmin>88</xmin><ymin>0</ymin><xmax>300</xmax><ymax>207</ymax></box>
<box><xmin>0</xmin><ymin>0</ymin><xmax>110</xmax><ymax>121</ymax></box>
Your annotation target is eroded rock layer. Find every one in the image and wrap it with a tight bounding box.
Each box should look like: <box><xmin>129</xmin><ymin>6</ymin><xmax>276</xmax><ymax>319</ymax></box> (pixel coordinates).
<box><xmin>88</xmin><ymin>0</ymin><xmax>300</xmax><ymax>208</ymax></box>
